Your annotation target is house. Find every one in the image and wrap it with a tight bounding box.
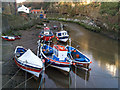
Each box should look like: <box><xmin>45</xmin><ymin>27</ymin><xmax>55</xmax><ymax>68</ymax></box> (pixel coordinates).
<box><xmin>31</xmin><ymin>8</ymin><xmax>45</xmax><ymax>19</ymax></box>
<box><xmin>17</xmin><ymin>5</ymin><xmax>29</xmax><ymax>13</ymax></box>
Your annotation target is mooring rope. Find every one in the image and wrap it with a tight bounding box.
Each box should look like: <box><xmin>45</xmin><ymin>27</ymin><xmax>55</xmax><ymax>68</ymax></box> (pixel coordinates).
<box><xmin>37</xmin><ymin>61</ymin><xmax>54</xmax><ymax>90</ymax></box>
<box><xmin>14</xmin><ymin>75</ymin><xmax>34</xmax><ymax>88</ymax></box>
<box><xmin>2</xmin><ymin>68</ymin><xmax>21</xmax><ymax>88</ymax></box>
<box><xmin>2</xmin><ymin>57</ymin><xmax>13</xmax><ymax>66</ymax></box>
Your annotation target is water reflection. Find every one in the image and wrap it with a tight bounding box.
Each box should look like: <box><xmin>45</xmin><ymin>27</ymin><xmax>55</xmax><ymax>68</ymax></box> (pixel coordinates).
<box><xmin>66</xmin><ymin>22</ymin><xmax>118</xmax><ymax>78</ymax></box>
<box><xmin>71</xmin><ymin>66</ymin><xmax>90</xmax><ymax>81</ymax></box>
<box><xmin>105</xmin><ymin>63</ymin><xmax>117</xmax><ymax>77</ymax></box>
<box><xmin>45</xmin><ymin>66</ymin><xmax>72</xmax><ymax>88</ymax></box>
<box><xmin>92</xmin><ymin>51</ymin><xmax>118</xmax><ymax>77</ymax></box>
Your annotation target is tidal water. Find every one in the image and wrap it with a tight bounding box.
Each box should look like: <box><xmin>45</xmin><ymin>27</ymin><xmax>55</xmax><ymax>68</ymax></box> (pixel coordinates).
<box><xmin>2</xmin><ymin>21</ymin><xmax>119</xmax><ymax>88</ymax></box>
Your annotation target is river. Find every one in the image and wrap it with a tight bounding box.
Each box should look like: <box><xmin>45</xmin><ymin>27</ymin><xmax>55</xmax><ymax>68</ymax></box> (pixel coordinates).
<box><xmin>2</xmin><ymin>21</ymin><xmax>119</xmax><ymax>88</ymax></box>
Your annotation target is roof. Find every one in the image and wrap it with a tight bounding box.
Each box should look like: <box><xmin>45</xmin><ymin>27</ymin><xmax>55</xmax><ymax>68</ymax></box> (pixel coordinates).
<box><xmin>31</xmin><ymin>9</ymin><xmax>41</xmax><ymax>12</ymax></box>
<box><xmin>54</xmin><ymin>45</ymin><xmax>68</xmax><ymax>51</ymax></box>
<box><xmin>57</xmin><ymin>30</ymin><xmax>67</xmax><ymax>33</ymax></box>
<box><xmin>18</xmin><ymin>49</ymin><xmax>43</xmax><ymax>68</ymax></box>
<box><xmin>44</xmin><ymin>27</ymin><xmax>50</xmax><ymax>30</ymax></box>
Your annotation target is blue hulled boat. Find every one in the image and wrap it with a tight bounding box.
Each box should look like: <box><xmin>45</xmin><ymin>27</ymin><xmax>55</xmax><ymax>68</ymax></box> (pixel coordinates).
<box><xmin>40</xmin><ymin>44</ymin><xmax>71</xmax><ymax>73</ymax></box>
<box><xmin>66</xmin><ymin>45</ymin><xmax>92</xmax><ymax>69</ymax></box>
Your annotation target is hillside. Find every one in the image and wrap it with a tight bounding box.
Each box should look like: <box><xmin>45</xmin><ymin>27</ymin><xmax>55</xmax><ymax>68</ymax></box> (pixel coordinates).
<box><xmin>23</xmin><ymin>2</ymin><xmax>119</xmax><ymax>32</ymax></box>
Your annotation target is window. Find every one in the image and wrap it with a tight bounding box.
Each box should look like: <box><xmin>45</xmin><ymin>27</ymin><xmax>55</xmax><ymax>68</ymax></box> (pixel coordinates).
<box><xmin>58</xmin><ymin>33</ymin><xmax>61</xmax><ymax>36</ymax></box>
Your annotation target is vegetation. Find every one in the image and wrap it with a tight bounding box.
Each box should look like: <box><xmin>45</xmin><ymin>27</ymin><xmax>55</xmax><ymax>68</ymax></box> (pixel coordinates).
<box><xmin>48</xmin><ymin>18</ymin><xmax>101</xmax><ymax>33</ymax></box>
<box><xmin>36</xmin><ymin>25</ymin><xmax>42</xmax><ymax>29</ymax></box>
<box><xmin>2</xmin><ymin>2</ymin><xmax>119</xmax><ymax>40</ymax></box>
<box><xmin>100</xmin><ymin>2</ymin><xmax>119</xmax><ymax>16</ymax></box>
<box><xmin>2</xmin><ymin>14</ymin><xmax>38</xmax><ymax>36</ymax></box>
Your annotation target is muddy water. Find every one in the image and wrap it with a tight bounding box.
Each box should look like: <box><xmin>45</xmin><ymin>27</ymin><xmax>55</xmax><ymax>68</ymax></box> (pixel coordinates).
<box><xmin>63</xmin><ymin>22</ymin><xmax>119</xmax><ymax>88</ymax></box>
<box><xmin>2</xmin><ymin>21</ymin><xmax>119</xmax><ymax>88</ymax></box>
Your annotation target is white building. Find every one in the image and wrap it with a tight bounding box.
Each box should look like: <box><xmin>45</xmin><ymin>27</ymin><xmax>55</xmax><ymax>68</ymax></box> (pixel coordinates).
<box><xmin>17</xmin><ymin>5</ymin><xmax>29</xmax><ymax>13</ymax></box>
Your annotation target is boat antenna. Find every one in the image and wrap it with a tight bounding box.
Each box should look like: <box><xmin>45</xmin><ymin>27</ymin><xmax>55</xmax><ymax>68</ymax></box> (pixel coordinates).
<box><xmin>69</xmin><ymin>38</ymin><xmax>74</xmax><ymax>60</ymax></box>
<box><xmin>69</xmin><ymin>38</ymin><xmax>71</xmax><ymax>47</ymax></box>
<box><xmin>37</xmin><ymin>40</ymin><xmax>41</xmax><ymax>57</ymax></box>
<box><xmin>61</xmin><ymin>23</ymin><xmax>63</xmax><ymax>30</ymax></box>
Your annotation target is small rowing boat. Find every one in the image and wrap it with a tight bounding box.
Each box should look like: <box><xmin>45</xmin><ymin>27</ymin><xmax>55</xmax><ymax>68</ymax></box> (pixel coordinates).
<box><xmin>66</xmin><ymin>45</ymin><xmax>92</xmax><ymax>69</ymax></box>
<box><xmin>53</xmin><ymin>25</ymin><xmax>58</xmax><ymax>30</ymax></box>
<box><xmin>14</xmin><ymin>46</ymin><xmax>44</xmax><ymax>77</ymax></box>
<box><xmin>14</xmin><ymin>35</ymin><xmax>21</xmax><ymax>39</ymax></box>
<box><xmin>1</xmin><ymin>36</ymin><xmax>15</xmax><ymax>41</ymax></box>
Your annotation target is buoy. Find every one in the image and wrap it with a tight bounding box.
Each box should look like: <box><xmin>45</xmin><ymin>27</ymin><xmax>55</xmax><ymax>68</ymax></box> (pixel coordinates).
<box><xmin>76</xmin><ymin>54</ymin><xmax>79</xmax><ymax>58</ymax></box>
<box><xmin>42</xmin><ymin>59</ymin><xmax>45</xmax><ymax>63</ymax></box>
<box><xmin>90</xmin><ymin>61</ymin><xmax>92</xmax><ymax>63</ymax></box>
<box><xmin>73</xmin><ymin>63</ymin><xmax>76</xmax><ymax>65</ymax></box>
<box><xmin>74</xmin><ymin>50</ymin><xmax>76</xmax><ymax>52</ymax></box>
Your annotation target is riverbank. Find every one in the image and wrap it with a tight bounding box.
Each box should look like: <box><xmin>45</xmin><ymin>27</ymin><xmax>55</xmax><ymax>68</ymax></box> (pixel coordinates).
<box><xmin>48</xmin><ymin>18</ymin><xmax>119</xmax><ymax>41</ymax></box>
<box><xmin>2</xmin><ymin>14</ymin><xmax>41</xmax><ymax>36</ymax></box>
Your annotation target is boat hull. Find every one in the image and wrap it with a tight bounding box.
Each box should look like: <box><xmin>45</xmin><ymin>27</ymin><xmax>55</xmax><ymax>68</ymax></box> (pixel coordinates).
<box><xmin>56</xmin><ymin>36</ymin><xmax>68</xmax><ymax>42</ymax></box>
<box><xmin>44</xmin><ymin>57</ymin><xmax>70</xmax><ymax>72</ymax></box>
<box><xmin>14</xmin><ymin>36</ymin><xmax>21</xmax><ymax>39</ymax></box>
<box><xmin>39</xmin><ymin>36</ymin><xmax>54</xmax><ymax>41</ymax></box>
<box><xmin>58</xmin><ymin>38</ymin><xmax>68</xmax><ymax>42</ymax></box>
<box><xmin>14</xmin><ymin>57</ymin><xmax>42</xmax><ymax>77</ymax></box>
<box><xmin>66</xmin><ymin>46</ymin><xmax>92</xmax><ymax>69</ymax></box>
<box><xmin>73</xmin><ymin>62</ymin><xmax>90</xmax><ymax>69</ymax></box>
<box><xmin>1</xmin><ymin>37</ymin><xmax>15</xmax><ymax>41</ymax></box>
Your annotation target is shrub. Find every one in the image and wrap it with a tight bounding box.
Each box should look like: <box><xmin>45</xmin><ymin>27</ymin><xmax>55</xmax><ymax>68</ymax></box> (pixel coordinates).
<box><xmin>100</xmin><ymin>2</ymin><xmax>118</xmax><ymax>16</ymax></box>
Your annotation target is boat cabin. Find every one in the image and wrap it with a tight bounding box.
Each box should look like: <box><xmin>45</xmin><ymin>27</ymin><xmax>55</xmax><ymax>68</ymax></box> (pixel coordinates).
<box><xmin>56</xmin><ymin>30</ymin><xmax>69</xmax><ymax>37</ymax></box>
<box><xmin>53</xmin><ymin>45</ymin><xmax>68</xmax><ymax>61</ymax></box>
<box><xmin>40</xmin><ymin>30</ymin><xmax>53</xmax><ymax>36</ymax></box>
<box><xmin>44</xmin><ymin>30</ymin><xmax>49</xmax><ymax>35</ymax></box>
<box><xmin>44</xmin><ymin>27</ymin><xmax>50</xmax><ymax>30</ymax></box>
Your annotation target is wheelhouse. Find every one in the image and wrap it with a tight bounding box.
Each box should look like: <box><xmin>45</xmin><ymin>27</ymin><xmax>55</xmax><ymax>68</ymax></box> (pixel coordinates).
<box><xmin>53</xmin><ymin>45</ymin><xmax>68</xmax><ymax>61</ymax></box>
<box><xmin>56</xmin><ymin>31</ymin><xmax>69</xmax><ymax>37</ymax></box>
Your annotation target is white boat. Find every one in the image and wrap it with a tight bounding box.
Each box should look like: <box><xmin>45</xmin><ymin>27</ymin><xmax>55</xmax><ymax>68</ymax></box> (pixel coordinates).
<box><xmin>1</xmin><ymin>36</ymin><xmax>15</xmax><ymax>41</ymax></box>
<box><xmin>14</xmin><ymin>46</ymin><xmax>44</xmax><ymax>77</ymax></box>
<box><xmin>56</xmin><ymin>30</ymin><xmax>69</xmax><ymax>42</ymax></box>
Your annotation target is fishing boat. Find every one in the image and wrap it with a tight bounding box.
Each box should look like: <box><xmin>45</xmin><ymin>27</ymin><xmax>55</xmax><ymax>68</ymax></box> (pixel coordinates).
<box><xmin>14</xmin><ymin>46</ymin><xmax>44</xmax><ymax>77</ymax></box>
<box><xmin>53</xmin><ymin>25</ymin><xmax>58</xmax><ymax>30</ymax></box>
<box><xmin>40</xmin><ymin>44</ymin><xmax>71</xmax><ymax>73</ymax></box>
<box><xmin>66</xmin><ymin>45</ymin><xmax>92</xmax><ymax>69</ymax></box>
<box><xmin>1</xmin><ymin>36</ymin><xmax>15</xmax><ymax>41</ymax></box>
<box><xmin>56</xmin><ymin>30</ymin><xmax>69</xmax><ymax>42</ymax></box>
<box><xmin>14</xmin><ymin>35</ymin><xmax>21</xmax><ymax>39</ymax></box>
<box><xmin>39</xmin><ymin>27</ymin><xmax>54</xmax><ymax>42</ymax></box>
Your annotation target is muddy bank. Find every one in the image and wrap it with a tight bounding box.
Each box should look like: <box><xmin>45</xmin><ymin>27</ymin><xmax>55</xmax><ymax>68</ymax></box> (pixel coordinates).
<box><xmin>2</xmin><ymin>20</ymin><xmax>61</xmax><ymax>88</ymax></box>
<box><xmin>2</xmin><ymin>20</ymin><xmax>118</xmax><ymax>88</ymax></box>
<box><xmin>2</xmin><ymin>25</ymin><xmax>40</xmax><ymax>88</ymax></box>
<box><xmin>48</xmin><ymin>18</ymin><xmax>119</xmax><ymax>41</ymax></box>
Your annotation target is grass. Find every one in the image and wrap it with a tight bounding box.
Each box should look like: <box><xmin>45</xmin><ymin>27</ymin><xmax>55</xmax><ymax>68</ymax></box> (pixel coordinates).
<box><xmin>100</xmin><ymin>2</ymin><xmax>119</xmax><ymax>16</ymax></box>
<box><xmin>2</xmin><ymin>14</ymin><xmax>38</xmax><ymax>36</ymax></box>
<box><xmin>2</xmin><ymin>30</ymin><xmax>21</xmax><ymax>36</ymax></box>
<box><xmin>48</xmin><ymin>18</ymin><xmax>101</xmax><ymax>33</ymax></box>
<box><xmin>36</xmin><ymin>25</ymin><xmax>42</xmax><ymax>29</ymax></box>
<box><xmin>48</xmin><ymin>18</ymin><xmax>119</xmax><ymax>40</ymax></box>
